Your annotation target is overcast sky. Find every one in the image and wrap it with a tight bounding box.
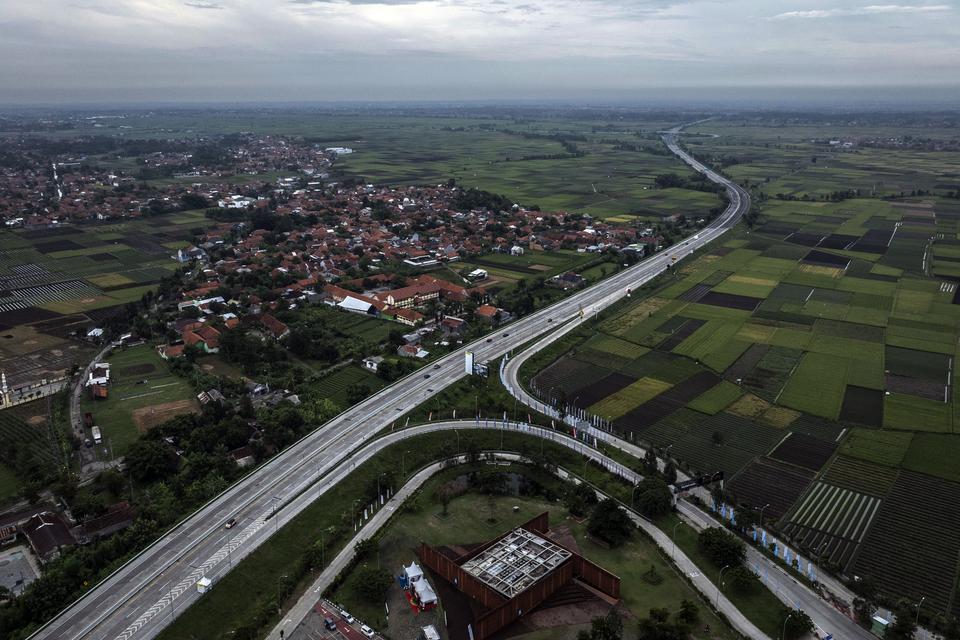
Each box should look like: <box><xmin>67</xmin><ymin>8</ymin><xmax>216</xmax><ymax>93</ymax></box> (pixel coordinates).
<box><xmin>2</xmin><ymin>0</ymin><xmax>958</xmax><ymax>104</ymax></box>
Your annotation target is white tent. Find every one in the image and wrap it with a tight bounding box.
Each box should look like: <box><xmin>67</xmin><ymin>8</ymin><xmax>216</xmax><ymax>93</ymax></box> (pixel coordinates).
<box><xmin>404</xmin><ymin>562</ymin><xmax>424</xmax><ymax>583</ymax></box>
<box><xmin>413</xmin><ymin>577</ymin><xmax>437</xmax><ymax>606</ymax></box>
<box><xmin>338</xmin><ymin>296</ymin><xmax>376</xmax><ymax>314</ymax></box>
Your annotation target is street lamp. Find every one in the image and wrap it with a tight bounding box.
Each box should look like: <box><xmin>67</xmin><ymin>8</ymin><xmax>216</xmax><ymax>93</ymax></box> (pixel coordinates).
<box><xmin>916</xmin><ymin>596</ymin><xmax>926</xmax><ymax>625</ymax></box>
<box><xmin>781</xmin><ymin>612</ymin><xmax>794</xmax><ymax>640</ymax></box>
<box><xmin>401</xmin><ymin>449</ymin><xmax>412</xmax><ymax>478</ymax></box>
<box><xmin>632</xmin><ymin>483</ymin><xmax>642</xmax><ymax>507</ymax></box>
<box><xmin>716</xmin><ymin>565</ymin><xmax>731</xmax><ymax>607</ymax></box>
<box><xmin>757</xmin><ymin>503</ymin><xmax>770</xmax><ymax>530</ymax></box>
<box><xmin>672</xmin><ymin>521</ymin><xmax>682</xmax><ymax>558</ymax></box>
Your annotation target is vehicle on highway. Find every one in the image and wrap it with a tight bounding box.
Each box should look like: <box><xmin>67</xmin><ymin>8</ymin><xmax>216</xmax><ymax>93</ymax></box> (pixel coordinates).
<box><xmin>433</xmin><ymin>364</ymin><xmax>441</xmax><ymax>369</ymax></box>
<box><xmin>486</xmin><ymin>338</ymin><xmax>492</xmax><ymax>342</ymax></box>
<box><xmin>323</xmin><ymin>617</ymin><xmax>336</xmax><ymax>631</ymax></box>
<box><xmin>340</xmin><ymin>610</ymin><xmax>354</xmax><ymax>623</ymax></box>
<box><xmin>502</xmin><ymin>332</ymin><xmax>509</xmax><ymax>337</ymax></box>
<box><xmin>91</xmin><ymin>425</ymin><xmax>102</xmax><ymax>445</ymax></box>
<box><xmin>423</xmin><ymin>373</ymin><xmax>430</xmax><ymax>379</ymax></box>
<box><xmin>360</xmin><ymin>624</ymin><xmax>376</xmax><ymax>637</ymax></box>
<box><xmin>547</xmin><ymin>318</ymin><xmax>552</xmax><ymax>322</ymax></box>
<box><xmin>224</xmin><ymin>518</ymin><xmax>237</xmax><ymax>529</ymax></box>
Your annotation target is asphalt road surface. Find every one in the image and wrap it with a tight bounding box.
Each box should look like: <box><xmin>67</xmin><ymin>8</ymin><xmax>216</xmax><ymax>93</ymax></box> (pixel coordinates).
<box><xmin>30</xmin><ymin>125</ymin><xmax>750</xmax><ymax>640</ymax></box>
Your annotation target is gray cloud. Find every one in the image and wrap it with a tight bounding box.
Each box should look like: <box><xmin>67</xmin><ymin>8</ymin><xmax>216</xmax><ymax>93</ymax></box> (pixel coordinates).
<box><xmin>771</xmin><ymin>4</ymin><xmax>951</xmax><ymax>19</ymax></box>
<box><xmin>0</xmin><ymin>0</ymin><xmax>957</xmax><ymax>104</ymax></box>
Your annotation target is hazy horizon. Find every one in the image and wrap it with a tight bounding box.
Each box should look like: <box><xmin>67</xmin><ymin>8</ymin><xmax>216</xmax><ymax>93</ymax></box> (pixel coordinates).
<box><xmin>3</xmin><ymin>0</ymin><xmax>959</xmax><ymax>106</ymax></box>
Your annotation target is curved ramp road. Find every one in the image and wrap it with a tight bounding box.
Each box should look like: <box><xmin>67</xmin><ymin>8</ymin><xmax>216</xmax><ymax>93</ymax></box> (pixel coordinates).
<box><xmin>266</xmin><ymin>424</ymin><xmax>766</xmax><ymax>640</ymax></box>
<box><xmin>29</xmin><ymin>126</ymin><xmax>748</xmax><ymax>640</ymax></box>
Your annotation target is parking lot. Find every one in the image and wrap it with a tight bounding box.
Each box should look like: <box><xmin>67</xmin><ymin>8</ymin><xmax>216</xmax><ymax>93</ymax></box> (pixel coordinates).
<box><xmin>287</xmin><ymin>599</ymin><xmax>382</xmax><ymax>640</ymax></box>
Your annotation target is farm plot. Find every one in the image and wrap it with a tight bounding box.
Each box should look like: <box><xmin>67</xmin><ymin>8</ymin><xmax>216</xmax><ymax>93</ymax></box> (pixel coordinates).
<box><xmin>615</xmin><ymin>372</ymin><xmax>720</xmax><ymax>436</ymax></box>
<box><xmin>769</xmin><ymin>432</ymin><xmax>837</xmax><ymax>471</ymax></box>
<box><xmin>901</xmin><ymin>433</ymin><xmax>960</xmax><ymax>482</ymax></box>
<box><xmin>782</xmin><ymin>482</ymin><xmax>881</xmax><ymax>572</ymax></box>
<box><xmin>686</xmin><ymin>381</ymin><xmax>744</xmax><ymax>415</ymax></box>
<box><xmin>667</xmin><ymin>410</ymin><xmax>783</xmax><ymax>478</ymax></box>
<box><xmin>310</xmin><ymin>365</ymin><xmax>385</xmax><ymax>409</ymax></box>
<box><xmin>884</xmin><ymin>345</ymin><xmax>951</xmax><ymax>402</ymax></box>
<box><xmin>740</xmin><ymin>346</ymin><xmax>804</xmax><ymax>403</ymax></box>
<box><xmin>802</xmin><ymin>250</ymin><xmax>851</xmax><ymax>270</ymax></box>
<box><xmin>883</xmin><ymin>393</ymin><xmax>952</xmax><ymax>432</ymax></box>
<box><xmin>531</xmin><ymin>356</ymin><xmax>612</xmax><ymax>398</ymax></box>
<box><xmin>572</xmin><ymin>372</ymin><xmax>639</xmax><ymax>410</ymax></box>
<box><xmin>778</xmin><ymin>352</ymin><xmax>848</xmax><ymax>418</ymax></box>
<box><xmin>820</xmin><ymin>456</ymin><xmax>899</xmax><ymax>497</ymax></box>
<box><xmin>0</xmin><ymin>279</ymin><xmax>100</xmax><ymax>314</ymax></box>
<box><xmin>853</xmin><ymin>471</ymin><xmax>960</xmax><ymax>618</ymax></box>
<box><xmin>589</xmin><ymin>377</ymin><xmax>671</xmax><ymax>420</ymax></box>
<box><xmin>697</xmin><ymin>291</ymin><xmax>763</xmax><ymax>312</ymax></box>
<box><xmin>838</xmin><ymin>428</ymin><xmax>912</xmax><ymax>467</ymax></box>
<box><xmin>727</xmin><ymin>457</ymin><xmax>814</xmax><ymax>521</ymax></box>
<box><xmin>634</xmin><ymin>408</ymin><xmax>707</xmax><ymax>447</ymax></box>
<box><xmin>656</xmin><ymin>318</ymin><xmax>706</xmax><ymax>351</ymax></box>
<box><xmin>838</xmin><ymin>385</ymin><xmax>884</xmax><ymax>427</ymax></box>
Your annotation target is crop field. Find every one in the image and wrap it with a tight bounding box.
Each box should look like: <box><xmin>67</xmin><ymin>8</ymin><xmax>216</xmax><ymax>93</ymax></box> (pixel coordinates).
<box><xmin>522</xmin><ymin>115</ymin><xmax>960</xmax><ymax>610</ymax></box>
<box><xmin>308</xmin><ymin>364</ymin><xmax>384</xmax><ymax>409</ymax></box>
<box><xmin>819</xmin><ymin>456</ymin><xmax>899</xmax><ymax>497</ymax></box>
<box><xmin>726</xmin><ymin>457</ymin><xmax>815</xmax><ymax>521</ymax></box>
<box><xmin>853</xmin><ymin>471</ymin><xmax>960</xmax><ymax>618</ymax></box>
<box><xmin>0</xmin><ymin>406</ymin><xmax>61</xmax><ymax>499</ymax></box>
<box><xmin>782</xmin><ymin>482</ymin><xmax>881</xmax><ymax>572</ymax></box>
<box><xmin>769</xmin><ymin>432</ymin><xmax>837</xmax><ymax>471</ymax></box>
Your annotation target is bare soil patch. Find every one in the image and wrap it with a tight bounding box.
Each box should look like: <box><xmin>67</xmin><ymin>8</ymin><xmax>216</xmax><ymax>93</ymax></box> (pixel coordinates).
<box><xmin>132</xmin><ymin>399</ymin><xmax>199</xmax><ymax>433</ymax></box>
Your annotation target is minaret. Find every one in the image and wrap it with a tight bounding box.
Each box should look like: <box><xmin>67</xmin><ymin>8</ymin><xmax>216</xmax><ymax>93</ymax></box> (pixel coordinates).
<box><xmin>1</xmin><ymin>370</ymin><xmax>7</xmax><ymax>406</ymax></box>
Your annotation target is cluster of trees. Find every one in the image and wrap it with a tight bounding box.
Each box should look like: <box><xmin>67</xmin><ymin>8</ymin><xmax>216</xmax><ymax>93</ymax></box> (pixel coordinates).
<box><xmin>653</xmin><ymin>172</ymin><xmax>723</xmax><ymax>194</ymax></box>
<box><xmin>636</xmin><ymin>602</ymin><xmax>702</xmax><ymax>640</ymax></box>
<box><xmin>587</xmin><ymin>498</ymin><xmax>635</xmax><ymax>547</ymax></box>
<box><xmin>577</xmin><ymin>604</ymin><xmax>702</xmax><ymax>640</ymax></box>
<box><xmin>454</xmin><ymin>187</ymin><xmax>514</xmax><ymax>212</ymax></box>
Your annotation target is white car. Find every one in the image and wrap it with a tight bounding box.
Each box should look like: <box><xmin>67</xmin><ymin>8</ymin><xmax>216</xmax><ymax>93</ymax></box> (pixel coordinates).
<box><xmin>360</xmin><ymin>624</ymin><xmax>376</xmax><ymax>637</ymax></box>
<box><xmin>340</xmin><ymin>610</ymin><xmax>354</xmax><ymax>624</ymax></box>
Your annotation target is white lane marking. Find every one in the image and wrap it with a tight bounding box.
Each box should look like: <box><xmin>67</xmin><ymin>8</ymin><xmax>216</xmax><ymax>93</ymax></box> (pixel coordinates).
<box><xmin>113</xmin><ymin>514</ymin><xmax>268</xmax><ymax>640</ymax></box>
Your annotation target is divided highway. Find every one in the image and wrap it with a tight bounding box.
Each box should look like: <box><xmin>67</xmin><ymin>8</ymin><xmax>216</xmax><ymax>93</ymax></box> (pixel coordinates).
<box><xmin>30</xmin><ymin>125</ymin><xmax>749</xmax><ymax>640</ymax></box>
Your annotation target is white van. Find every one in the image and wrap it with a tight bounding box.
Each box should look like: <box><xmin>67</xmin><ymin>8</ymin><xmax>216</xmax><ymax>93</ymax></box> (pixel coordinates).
<box><xmin>91</xmin><ymin>426</ymin><xmax>102</xmax><ymax>445</ymax></box>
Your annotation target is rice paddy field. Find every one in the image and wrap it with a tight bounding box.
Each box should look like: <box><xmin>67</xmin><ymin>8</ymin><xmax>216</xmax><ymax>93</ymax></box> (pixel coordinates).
<box><xmin>0</xmin><ymin>211</ymin><xmax>206</xmax><ymax>388</ymax></box>
<box><xmin>528</xmin><ymin>152</ymin><xmax>960</xmax><ymax>615</ymax></box>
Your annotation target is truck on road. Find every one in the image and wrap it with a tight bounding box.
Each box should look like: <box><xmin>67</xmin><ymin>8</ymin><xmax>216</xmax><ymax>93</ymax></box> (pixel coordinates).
<box><xmin>91</xmin><ymin>426</ymin><xmax>102</xmax><ymax>445</ymax></box>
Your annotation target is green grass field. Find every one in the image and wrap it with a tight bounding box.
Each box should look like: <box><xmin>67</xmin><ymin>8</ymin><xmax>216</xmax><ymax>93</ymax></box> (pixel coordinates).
<box><xmin>80</xmin><ymin>345</ymin><xmax>198</xmax><ymax>456</ymax></box>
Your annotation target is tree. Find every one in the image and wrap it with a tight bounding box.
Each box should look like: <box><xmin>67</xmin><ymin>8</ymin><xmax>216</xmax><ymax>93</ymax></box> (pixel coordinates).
<box><xmin>637</xmin><ymin>607</ymin><xmax>687</xmax><ymax>640</ymax></box>
<box><xmin>587</xmin><ymin>499</ymin><xmax>634</xmax><ymax>547</ymax></box>
<box><xmin>577</xmin><ymin>610</ymin><xmax>624</xmax><ymax>640</ymax></box>
<box><xmin>564</xmin><ymin>481</ymin><xmax>598</xmax><ymax>517</ymax></box>
<box><xmin>675</xmin><ymin>600</ymin><xmax>699</xmax><ymax>629</ymax></box>
<box><xmin>853</xmin><ymin>597</ymin><xmax>877</xmax><ymax>628</ymax></box>
<box><xmin>352</xmin><ymin>564</ymin><xmax>392</xmax><ymax>602</ymax></box>
<box><xmin>886</xmin><ymin>603</ymin><xmax>917</xmax><ymax>640</ymax></box>
<box><xmin>697</xmin><ymin>527</ymin><xmax>745</xmax><ymax>568</ymax></box>
<box><xmin>663</xmin><ymin>460</ymin><xmax>677</xmax><ymax>485</ymax></box>
<box><xmin>643</xmin><ymin>447</ymin><xmax>658</xmax><ymax>475</ymax></box>
<box><xmin>125</xmin><ymin>440</ymin><xmax>179</xmax><ymax>483</ymax></box>
<box><xmin>727</xmin><ymin>566</ymin><xmax>760</xmax><ymax>594</ymax></box>
<box><xmin>781</xmin><ymin>608</ymin><xmax>814</xmax><ymax>640</ymax></box>
<box><xmin>634</xmin><ymin>478</ymin><xmax>673</xmax><ymax>518</ymax></box>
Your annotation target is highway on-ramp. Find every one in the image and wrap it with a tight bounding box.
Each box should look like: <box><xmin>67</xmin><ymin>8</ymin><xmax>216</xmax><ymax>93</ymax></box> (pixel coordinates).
<box><xmin>29</xmin><ymin>125</ymin><xmax>749</xmax><ymax>640</ymax></box>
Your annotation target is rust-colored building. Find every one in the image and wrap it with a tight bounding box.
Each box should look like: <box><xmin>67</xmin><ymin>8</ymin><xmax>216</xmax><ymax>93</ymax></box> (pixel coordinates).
<box><xmin>417</xmin><ymin>512</ymin><xmax>620</xmax><ymax>640</ymax></box>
